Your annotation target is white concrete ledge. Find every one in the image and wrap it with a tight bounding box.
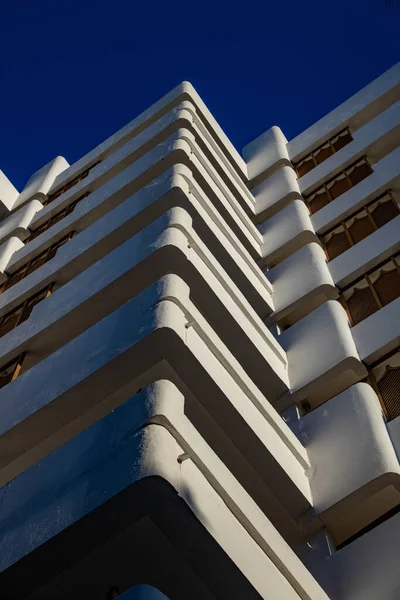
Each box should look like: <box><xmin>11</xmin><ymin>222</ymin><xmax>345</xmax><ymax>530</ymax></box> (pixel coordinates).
<box><xmin>37</xmin><ymin>127</ymin><xmax>260</xmax><ymax>258</ymax></box>
<box><xmin>278</xmin><ymin>301</ymin><xmax>367</xmax><ymax>410</ymax></box>
<box><xmin>14</xmin><ymin>156</ymin><xmax>69</xmax><ymax>210</ymax></box>
<box><xmin>0</xmin><ymin>237</ymin><xmax>24</xmax><ymax>283</ymax></box>
<box><xmin>0</xmin><ymin>273</ymin><xmax>310</xmax><ymax>547</ymax></box>
<box><xmin>242</xmin><ymin>126</ymin><xmax>291</xmax><ymax>183</ymax></box>
<box><xmin>298</xmin><ymin>383</ymin><xmax>400</xmax><ymax>545</ymax></box>
<box><xmin>259</xmin><ymin>200</ymin><xmax>319</xmax><ymax>268</ymax></box>
<box><xmin>0</xmin><ymin>380</ymin><xmax>327</xmax><ymax>599</ymax></box>
<box><xmin>49</xmin><ymin>81</ymin><xmax>247</xmax><ymax>196</ymax></box>
<box><xmin>0</xmin><ymin>200</ymin><xmax>42</xmax><ymax>245</ymax></box>
<box><xmin>2</xmin><ymin>168</ymin><xmax>272</xmax><ymax>319</ymax></box>
<box><xmin>0</xmin><ymin>212</ymin><xmax>285</xmax><ymax>394</ymax></box>
<box><xmin>253</xmin><ymin>165</ymin><xmax>301</xmax><ymax>221</ymax></box>
<box><xmin>267</xmin><ymin>243</ymin><xmax>337</xmax><ymax>329</ymax></box>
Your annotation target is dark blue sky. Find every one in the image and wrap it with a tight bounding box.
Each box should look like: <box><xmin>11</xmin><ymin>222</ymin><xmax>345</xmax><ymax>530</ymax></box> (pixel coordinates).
<box><xmin>0</xmin><ymin>0</ymin><xmax>398</xmax><ymax>190</ymax></box>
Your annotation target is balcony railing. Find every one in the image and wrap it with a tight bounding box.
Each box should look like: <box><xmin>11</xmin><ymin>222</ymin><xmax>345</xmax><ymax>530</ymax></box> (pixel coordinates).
<box><xmin>369</xmin><ymin>348</ymin><xmax>400</xmax><ymax>421</ymax></box>
<box><xmin>304</xmin><ymin>157</ymin><xmax>373</xmax><ymax>215</ymax></box>
<box><xmin>293</xmin><ymin>128</ymin><xmax>353</xmax><ymax>178</ymax></box>
<box><xmin>341</xmin><ymin>254</ymin><xmax>400</xmax><ymax>326</ymax></box>
<box><xmin>321</xmin><ymin>191</ymin><xmax>400</xmax><ymax>261</ymax></box>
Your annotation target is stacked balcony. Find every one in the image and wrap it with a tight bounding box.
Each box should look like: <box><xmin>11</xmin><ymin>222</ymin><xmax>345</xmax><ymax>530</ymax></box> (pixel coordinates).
<box><xmin>0</xmin><ymin>63</ymin><xmax>398</xmax><ymax>600</ymax></box>
<box><xmin>243</xmin><ymin>62</ymin><xmax>400</xmax><ymax>600</ymax></box>
<box><xmin>0</xmin><ymin>82</ymin><xmax>332</xmax><ymax>600</ymax></box>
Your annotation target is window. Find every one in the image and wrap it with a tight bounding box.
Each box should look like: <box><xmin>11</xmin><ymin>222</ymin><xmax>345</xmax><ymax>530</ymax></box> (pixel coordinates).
<box><xmin>304</xmin><ymin>158</ymin><xmax>373</xmax><ymax>215</ymax></box>
<box><xmin>337</xmin><ymin>503</ymin><xmax>400</xmax><ymax>550</ymax></box>
<box><xmin>0</xmin><ymin>284</ymin><xmax>53</xmax><ymax>339</ymax></box>
<box><xmin>293</xmin><ymin>129</ymin><xmax>353</xmax><ymax>178</ymax></box>
<box><xmin>27</xmin><ymin>193</ymin><xmax>88</xmax><ymax>243</ymax></box>
<box><xmin>369</xmin><ymin>349</ymin><xmax>400</xmax><ymax>421</ymax></box>
<box><xmin>340</xmin><ymin>255</ymin><xmax>400</xmax><ymax>326</ymax></box>
<box><xmin>0</xmin><ymin>354</ymin><xmax>25</xmax><ymax>391</ymax></box>
<box><xmin>44</xmin><ymin>161</ymin><xmax>100</xmax><ymax>205</ymax></box>
<box><xmin>321</xmin><ymin>192</ymin><xmax>400</xmax><ymax>261</ymax></box>
<box><xmin>0</xmin><ymin>233</ymin><xmax>74</xmax><ymax>294</ymax></box>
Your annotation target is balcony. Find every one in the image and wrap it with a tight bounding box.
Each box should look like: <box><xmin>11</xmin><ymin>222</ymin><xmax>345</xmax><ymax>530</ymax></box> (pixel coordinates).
<box><xmin>340</xmin><ymin>254</ymin><xmax>400</xmax><ymax>326</ymax></box>
<box><xmin>304</xmin><ymin>158</ymin><xmax>373</xmax><ymax>215</ymax></box>
<box><xmin>321</xmin><ymin>191</ymin><xmax>400</xmax><ymax>261</ymax></box>
<box><xmin>293</xmin><ymin>129</ymin><xmax>353</xmax><ymax>178</ymax></box>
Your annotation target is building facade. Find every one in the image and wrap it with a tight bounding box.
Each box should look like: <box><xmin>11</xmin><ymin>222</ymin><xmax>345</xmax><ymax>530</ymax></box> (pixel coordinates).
<box><xmin>0</xmin><ymin>63</ymin><xmax>398</xmax><ymax>600</ymax></box>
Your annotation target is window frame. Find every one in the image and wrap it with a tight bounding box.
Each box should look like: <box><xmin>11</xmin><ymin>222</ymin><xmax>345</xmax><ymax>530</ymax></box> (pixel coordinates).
<box><xmin>44</xmin><ymin>161</ymin><xmax>101</xmax><ymax>205</ymax></box>
<box><xmin>0</xmin><ymin>283</ymin><xmax>53</xmax><ymax>340</ymax></box>
<box><xmin>304</xmin><ymin>156</ymin><xmax>373</xmax><ymax>215</ymax></box>
<box><xmin>0</xmin><ymin>232</ymin><xmax>74</xmax><ymax>294</ymax></box>
<box><xmin>293</xmin><ymin>128</ymin><xmax>353</xmax><ymax>178</ymax></box>
<box><xmin>27</xmin><ymin>193</ymin><xmax>89</xmax><ymax>243</ymax></box>
<box><xmin>340</xmin><ymin>253</ymin><xmax>400</xmax><ymax>326</ymax></box>
<box><xmin>321</xmin><ymin>191</ymin><xmax>399</xmax><ymax>261</ymax></box>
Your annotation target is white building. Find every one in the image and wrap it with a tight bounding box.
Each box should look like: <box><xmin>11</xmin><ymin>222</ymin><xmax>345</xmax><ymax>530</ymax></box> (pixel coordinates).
<box><xmin>0</xmin><ymin>63</ymin><xmax>398</xmax><ymax>600</ymax></box>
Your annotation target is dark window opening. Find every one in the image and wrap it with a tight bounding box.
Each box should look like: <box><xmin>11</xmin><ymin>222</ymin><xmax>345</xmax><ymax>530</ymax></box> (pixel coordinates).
<box><xmin>340</xmin><ymin>254</ymin><xmax>400</xmax><ymax>326</ymax></box>
<box><xmin>0</xmin><ymin>354</ymin><xmax>25</xmax><ymax>390</ymax></box>
<box><xmin>27</xmin><ymin>193</ymin><xmax>88</xmax><ymax>243</ymax></box>
<box><xmin>293</xmin><ymin>129</ymin><xmax>353</xmax><ymax>178</ymax></box>
<box><xmin>304</xmin><ymin>158</ymin><xmax>373</xmax><ymax>215</ymax></box>
<box><xmin>0</xmin><ymin>284</ymin><xmax>53</xmax><ymax>339</ymax></box>
<box><xmin>321</xmin><ymin>192</ymin><xmax>399</xmax><ymax>261</ymax></box>
<box><xmin>0</xmin><ymin>233</ymin><xmax>74</xmax><ymax>294</ymax></box>
<box><xmin>45</xmin><ymin>161</ymin><xmax>100</xmax><ymax>205</ymax></box>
